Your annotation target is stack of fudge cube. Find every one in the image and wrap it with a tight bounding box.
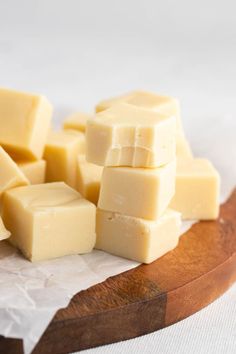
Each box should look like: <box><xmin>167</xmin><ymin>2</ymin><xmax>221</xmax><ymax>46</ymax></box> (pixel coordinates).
<box><xmin>0</xmin><ymin>87</ymin><xmax>220</xmax><ymax>264</ymax></box>
<box><xmin>86</xmin><ymin>91</ymin><xmax>220</xmax><ymax>263</ymax></box>
<box><xmin>86</xmin><ymin>92</ymin><xmax>180</xmax><ymax>263</ymax></box>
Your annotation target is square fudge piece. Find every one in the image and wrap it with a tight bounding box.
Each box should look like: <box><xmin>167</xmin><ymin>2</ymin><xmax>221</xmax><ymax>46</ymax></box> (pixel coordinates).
<box><xmin>2</xmin><ymin>182</ymin><xmax>96</xmax><ymax>261</ymax></box>
<box><xmin>63</xmin><ymin>112</ymin><xmax>93</xmax><ymax>133</ymax></box>
<box><xmin>98</xmin><ymin>160</ymin><xmax>176</xmax><ymax>220</ymax></box>
<box><xmin>95</xmin><ymin>90</ymin><xmax>183</xmax><ymax>133</ymax></box>
<box><xmin>170</xmin><ymin>158</ymin><xmax>220</xmax><ymax>220</ymax></box>
<box><xmin>44</xmin><ymin>130</ymin><xmax>85</xmax><ymax>188</ymax></box>
<box><xmin>0</xmin><ymin>146</ymin><xmax>29</xmax><ymax>196</ymax></box>
<box><xmin>96</xmin><ymin>209</ymin><xmax>181</xmax><ymax>264</ymax></box>
<box><xmin>17</xmin><ymin>160</ymin><xmax>46</xmax><ymax>184</ymax></box>
<box><xmin>0</xmin><ymin>88</ymin><xmax>52</xmax><ymax>159</ymax></box>
<box><xmin>77</xmin><ymin>155</ymin><xmax>103</xmax><ymax>205</ymax></box>
<box><xmin>86</xmin><ymin>103</ymin><xmax>176</xmax><ymax>168</ymax></box>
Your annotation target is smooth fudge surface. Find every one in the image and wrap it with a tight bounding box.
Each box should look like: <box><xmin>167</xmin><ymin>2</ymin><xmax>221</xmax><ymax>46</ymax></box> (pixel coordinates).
<box><xmin>17</xmin><ymin>159</ymin><xmax>46</xmax><ymax>184</ymax></box>
<box><xmin>0</xmin><ymin>88</ymin><xmax>52</xmax><ymax>159</ymax></box>
<box><xmin>44</xmin><ymin>130</ymin><xmax>85</xmax><ymax>188</ymax></box>
<box><xmin>170</xmin><ymin>158</ymin><xmax>220</xmax><ymax>219</ymax></box>
<box><xmin>2</xmin><ymin>182</ymin><xmax>96</xmax><ymax>261</ymax></box>
<box><xmin>77</xmin><ymin>155</ymin><xmax>103</xmax><ymax>205</ymax></box>
<box><xmin>0</xmin><ymin>146</ymin><xmax>29</xmax><ymax>196</ymax></box>
<box><xmin>87</xmin><ymin>103</ymin><xmax>176</xmax><ymax>167</ymax></box>
<box><xmin>96</xmin><ymin>208</ymin><xmax>181</xmax><ymax>264</ymax></box>
<box><xmin>63</xmin><ymin>112</ymin><xmax>93</xmax><ymax>132</ymax></box>
<box><xmin>98</xmin><ymin>159</ymin><xmax>176</xmax><ymax>220</ymax></box>
<box><xmin>95</xmin><ymin>90</ymin><xmax>183</xmax><ymax>132</ymax></box>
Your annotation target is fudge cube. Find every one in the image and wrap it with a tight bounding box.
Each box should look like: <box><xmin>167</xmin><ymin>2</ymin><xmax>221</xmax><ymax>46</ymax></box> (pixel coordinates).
<box><xmin>0</xmin><ymin>88</ymin><xmax>52</xmax><ymax>159</ymax></box>
<box><xmin>170</xmin><ymin>158</ymin><xmax>220</xmax><ymax>220</ymax></box>
<box><xmin>96</xmin><ymin>209</ymin><xmax>181</xmax><ymax>264</ymax></box>
<box><xmin>17</xmin><ymin>160</ymin><xmax>46</xmax><ymax>184</ymax></box>
<box><xmin>63</xmin><ymin>112</ymin><xmax>93</xmax><ymax>133</ymax></box>
<box><xmin>2</xmin><ymin>182</ymin><xmax>96</xmax><ymax>261</ymax></box>
<box><xmin>86</xmin><ymin>103</ymin><xmax>176</xmax><ymax>167</ymax></box>
<box><xmin>95</xmin><ymin>90</ymin><xmax>183</xmax><ymax>133</ymax></box>
<box><xmin>98</xmin><ymin>160</ymin><xmax>176</xmax><ymax>220</ymax></box>
<box><xmin>44</xmin><ymin>130</ymin><xmax>85</xmax><ymax>188</ymax></box>
<box><xmin>77</xmin><ymin>155</ymin><xmax>103</xmax><ymax>205</ymax></box>
<box><xmin>96</xmin><ymin>92</ymin><xmax>134</xmax><ymax>112</ymax></box>
<box><xmin>0</xmin><ymin>146</ymin><xmax>29</xmax><ymax>196</ymax></box>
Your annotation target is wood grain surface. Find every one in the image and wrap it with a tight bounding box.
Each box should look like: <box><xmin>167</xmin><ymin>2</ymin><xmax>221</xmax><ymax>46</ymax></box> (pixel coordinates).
<box><xmin>1</xmin><ymin>189</ymin><xmax>236</xmax><ymax>354</ymax></box>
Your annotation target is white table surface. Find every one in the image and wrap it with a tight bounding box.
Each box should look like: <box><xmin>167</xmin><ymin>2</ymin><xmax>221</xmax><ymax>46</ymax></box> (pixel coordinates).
<box><xmin>1</xmin><ymin>1</ymin><xmax>236</xmax><ymax>353</ymax></box>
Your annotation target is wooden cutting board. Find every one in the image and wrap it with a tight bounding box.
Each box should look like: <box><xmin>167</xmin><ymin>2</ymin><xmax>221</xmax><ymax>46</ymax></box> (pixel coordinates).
<box><xmin>1</xmin><ymin>189</ymin><xmax>236</xmax><ymax>354</ymax></box>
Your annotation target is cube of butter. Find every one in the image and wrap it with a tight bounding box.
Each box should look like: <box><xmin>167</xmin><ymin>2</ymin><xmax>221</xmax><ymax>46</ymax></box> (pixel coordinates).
<box><xmin>2</xmin><ymin>182</ymin><xmax>96</xmax><ymax>261</ymax></box>
<box><xmin>17</xmin><ymin>160</ymin><xmax>46</xmax><ymax>184</ymax></box>
<box><xmin>44</xmin><ymin>130</ymin><xmax>85</xmax><ymax>188</ymax></box>
<box><xmin>170</xmin><ymin>158</ymin><xmax>220</xmax><ymax>220</ymax></box>
<box><xmin>98</xmin><ymin>160</ymin><xmax>176</xmax><ymax>220</ymax></box>
<box><xmin>0</xmin><ymin>146</ymin><xmax>29</xmax><ymax>196</ymax></box>
<box><xmin>77</xmin><ymin>155</ymin><xmax>103</xmax><ymax>205</ymax></box>
<box><xmin>176</xmin><ymin>135</ymin><xmax>193</xmax><ymax>158</ymax></box>
<box><xmin>0</xmin><ymin>88</ymin><xmax>52</xmax><ymax>159</ymax></box>
<box><xmin>95</xmin><ymin>90</ymin><xmax>183</xmax><ymax>133</ymax></box>
<box><xmin>0</xmin><ymin>217</ymin><xmax>11</xmax><ymax>241</ymax></box>
<box><xmin>63</xmin><ymin>112</ymin><xmax>93</xmax><ymax>133</ymax></box>
<box><xmin>86</xmin><ymin>103</ymin><xmax>176</xmax><ymax>167</ymax></box>
<box><xmin>96</xmin><ymin>208</ymin><xmax>181</xmax><ymax>264</ymax></box>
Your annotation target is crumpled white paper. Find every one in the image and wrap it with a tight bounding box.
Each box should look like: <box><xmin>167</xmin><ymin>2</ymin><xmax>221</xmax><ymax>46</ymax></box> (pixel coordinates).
<box><xmin>0</xmin><ymin>243</ymin><xmax>138</xmax><ymax>353</ymax></box>
<box><xmin>0</xmin><ymin>113</ymin><xmax>235</xmax><ymax>354</ymax></box>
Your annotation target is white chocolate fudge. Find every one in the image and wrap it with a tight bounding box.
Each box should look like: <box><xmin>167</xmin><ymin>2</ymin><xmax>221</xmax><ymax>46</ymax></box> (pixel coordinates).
<box><xmin>95</xmin><ymin>90</ymin><xmax>183</xmax><ymax>132</ymax></box>
<box><xmin>98</xmin><ymin>160</ymin><xmax>176</xmax><ymax>220</ymax></box>
<box><xmin>86</xmin><ymin>103</ymin><xmax>176</xmax><ymax>167</ymax></box>
<box><xmin>176</xmin><ymin>135</ymin><xmax>193</xmax><ymax>158</ymax></box>
<box><xmin>44</xmin><ymin>130</ymin><xmax>85</xmax><ymax>188</ymax></box>
<box><xmin>170</xmin><ymin>158</ymin><xmax>220</xmax><ymax>220</ymax></box>
<box><xmin>63</xmin><ymin>112</ymin><xmax>93</xmax><ymax>133</ymax></box>
<box><xmin>2</xmin><ymin>182</ymin><xmax>96</xmax><ymax>261</ymax></box>
<box><xmin>77</xmin><ymin>155</ymin><xmax>103</xmax><ymax>205</ymax></box>
<box><xmin>17</xmin><ymin>160</ymin><xmax>46</xmax><ymax>184</ymax></box>
<box><xmin>0</xmin><ymin>217</ymin><xmax>11</xmax><ymax>241</ymax></box>
<box><xmin>0</xmin><ymin>146</ymin><xmax>29</xmax><ymax>196</ymax></box>
<box><xmin>0</xmin><ymin>88</ymin><xmax>52</xmax><ymax>159</ymax></box>
<box><xmin>96</xmin><ymin>209</ymin><xmax>181</xmax><ymax>264</ymax></box>
<box><xmin>96</xmin><ymin>92</ymin><xmax>133</xmax><ymax>112</ymax></box>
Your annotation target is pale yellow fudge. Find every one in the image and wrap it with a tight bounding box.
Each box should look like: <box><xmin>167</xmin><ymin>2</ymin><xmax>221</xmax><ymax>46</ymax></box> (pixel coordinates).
<box><xmin>63</xmin><ymin>112</ymin><xmax>93</xmax><ymax>133</ymax></box>
<box><xmin>98</xmin><ymin>160</ymin><xmax>176</xmax><ymax>220</ymax></box>
<box><xmin>95</xmin><ymin>90</ymin><xmax>183</xmax><ymax>132</ymax></box>
<box><xmin>96</xmin><ymin>209</ymin><xmax>181</xmax><ymax>264</ymax></box>
<box><xmin>176</xmin><ymin>135</ymin><xmax>193</xmax><ymax>158</ymax></box>
<box><xmin>0</xmin><ymin>217</ymin><xmax>11</xmax><ymax>241</ymax></box>
<box><xmin>17</xmin><ymin>160</ymin><xmax>46</xmax><ymax>184</ymax></box>
<box><xmin>0</xmin><ymin>88</ymin><xmax>52</xmax><ymax>160</ymax></box>
<box><xmin>77</xmin><ymin>155</ymin><xmax>103</xmax><ymax>205</ymax></box>
<box><xmin>86</xmin><ymin>103</ymin><xmax>176</xmax><ymax>167</ymax></box>
<box><xmin>96</xmin><ymin>92</ymin><xmax>134</xmax><ymax>112</ymax></box>
<box><xmin>44</xmin><ymin>130</ymin><xmax>85</xmax><ymax>188</ymax></box>
<box><xmin>2</xmin><ymin>182</ymin><xmax>96</xmax><ymax>261</ymax></box>
<box><xmin>170</xmin><ymin>158</ymin><xmax>220</xmax><ymax>220</ymax></box>
<box><xmin>0</xmin><ymin>146</ymin><xmax>29</xmax><ymax>196</ymax></box>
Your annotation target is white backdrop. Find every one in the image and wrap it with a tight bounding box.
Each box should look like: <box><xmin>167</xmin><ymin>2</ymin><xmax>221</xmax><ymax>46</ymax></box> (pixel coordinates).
<box><xmin>1</xmin><ymin>1</ymin><xmax>236</xmax><ymax>353</ymax></box>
